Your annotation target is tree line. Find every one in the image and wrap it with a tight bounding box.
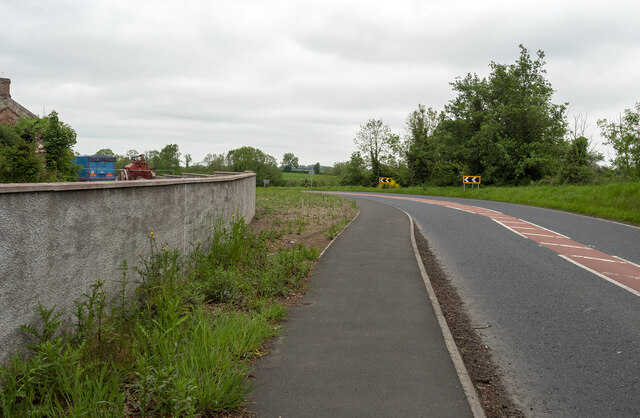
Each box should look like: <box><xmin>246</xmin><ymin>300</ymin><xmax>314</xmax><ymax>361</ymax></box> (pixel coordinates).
<box><xmin>3</xmin><ymin>45</ymin><xmax>638</xmax><ymax>186</ymax></box>
<box><xmin>331</xmin><ymin>45</ymin><xmax>639</xmax><ymax>187</ymax></box>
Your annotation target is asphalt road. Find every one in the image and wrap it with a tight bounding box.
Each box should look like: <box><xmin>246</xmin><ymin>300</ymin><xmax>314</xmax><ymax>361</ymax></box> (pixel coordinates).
<box><xmin>334</xmin><ymin>193</ymin><xmax>640</xmax><ymax>418</ymax></box>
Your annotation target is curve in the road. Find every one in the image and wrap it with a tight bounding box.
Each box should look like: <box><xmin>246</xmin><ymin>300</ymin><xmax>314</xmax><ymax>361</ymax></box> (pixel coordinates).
<box><xmin>330</xmin><ymin>192</ymin><xmax>640</xmax><ymax>297</ymax></box>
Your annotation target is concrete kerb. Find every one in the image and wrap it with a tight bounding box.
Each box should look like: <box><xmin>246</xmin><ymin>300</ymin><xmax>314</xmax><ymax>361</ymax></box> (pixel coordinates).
<box><xmin>401</xmin><ymin>208</ymin><xmax>486</xmax><ymax>418</ymax></box>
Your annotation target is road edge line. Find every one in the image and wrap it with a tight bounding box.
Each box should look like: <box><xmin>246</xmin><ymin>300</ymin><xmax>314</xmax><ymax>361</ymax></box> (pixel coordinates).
<box><xmin>401</xmin><ymin>208</ymin><xmax>486</xmax><ymax>418</ymax></box>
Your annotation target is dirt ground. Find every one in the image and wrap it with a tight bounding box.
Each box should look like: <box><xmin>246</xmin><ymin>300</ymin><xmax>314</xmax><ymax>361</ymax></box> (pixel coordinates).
<box><xmin>247</xmin><ymin>202</ymin><xmax>357</xmax><ymax>254</ymax></box>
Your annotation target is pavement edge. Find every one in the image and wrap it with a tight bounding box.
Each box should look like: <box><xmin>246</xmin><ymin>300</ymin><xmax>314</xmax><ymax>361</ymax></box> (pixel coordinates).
<box><xmin>401</xmin><ymin>208</ymin><xmax>487</xmax><ymax>418</ymax></box>
<box><xmin>319</xmin><ymin>209</ymin><xmax>361</xmax><ymax>258</ymax></box>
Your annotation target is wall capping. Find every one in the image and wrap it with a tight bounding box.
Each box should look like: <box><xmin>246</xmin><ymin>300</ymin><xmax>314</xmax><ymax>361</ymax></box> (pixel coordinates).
<box><xmin>0</xmin><ymin>172</ymin><xmax>256</xmax><ymax>194</ymax></box>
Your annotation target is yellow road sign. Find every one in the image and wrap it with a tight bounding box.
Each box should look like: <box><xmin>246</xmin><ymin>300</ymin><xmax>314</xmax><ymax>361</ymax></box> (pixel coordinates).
<box><xmin>463</xmin><ymin>176</ymin><xmax>481</xmax><ymax>184</ymax></box>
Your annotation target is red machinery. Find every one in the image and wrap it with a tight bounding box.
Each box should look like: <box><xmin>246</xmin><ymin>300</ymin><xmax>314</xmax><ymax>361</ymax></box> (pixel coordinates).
<box><xmin>121</xmin><ymin>154</ymin><xmax>156</xmax><ymax>180</ymax></box>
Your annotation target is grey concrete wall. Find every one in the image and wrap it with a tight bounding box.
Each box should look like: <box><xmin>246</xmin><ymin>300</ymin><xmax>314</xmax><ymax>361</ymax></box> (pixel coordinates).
<box><xmin>0</xmin><ymin>173</ymin><xmax>255</xmax><ymax>364</ymax></box>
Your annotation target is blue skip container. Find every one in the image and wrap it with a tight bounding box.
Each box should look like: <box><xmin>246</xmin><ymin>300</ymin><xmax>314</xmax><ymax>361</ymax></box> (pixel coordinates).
<box><xmin>75</xmin><ymin>155</ymin><xmax>117</xmax><ymax>181</ymax></box>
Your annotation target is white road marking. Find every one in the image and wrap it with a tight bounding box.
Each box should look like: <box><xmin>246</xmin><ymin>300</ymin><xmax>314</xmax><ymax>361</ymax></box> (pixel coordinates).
<box><xmin>613</xmin><ymin>256</ymin><xmax>640</xmax><ymax>269</ymax></box>
<box><xmin>539</xmin><ymin>242</ymin><xmax>593</xmax><ymax>250</ymax></box>
<box><xmin>560</xmin><ymin>255</ymin><xmax>640</xmax><ymax>297</ymax></box>
<box><xmin>522</xmin><ymin>221</ymin><xmax>571</xmax><ymax>239</ymax></box>
<box><xmin>492</xmin><ymin>220</ymin><xmax>527</xmax><ymax>238</ymax></box>
<box><xmin>568</xmin><ymin>255</ymin><xmax>627</xmax><ymax>264</ymax></box>
<box><xmin>520</xmin><ymin>232</ymin><xmax>559</xmax><ymax>238</ymax></box>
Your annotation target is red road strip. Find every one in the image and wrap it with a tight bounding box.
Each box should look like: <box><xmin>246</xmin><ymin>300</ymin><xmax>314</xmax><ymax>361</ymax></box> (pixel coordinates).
<box><xmin>329</xmin><ymin>193</ymin><xmax>640</xmax><ymax>296</ymax></box>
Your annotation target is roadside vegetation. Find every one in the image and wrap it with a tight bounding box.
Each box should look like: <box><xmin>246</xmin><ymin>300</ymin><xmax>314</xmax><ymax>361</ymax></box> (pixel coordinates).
<box><xmin>0</xmin><ymin>189</ymin><xmax>357</xmax><ymax>416</ymax></box>
<box><xmin>316</xmin><ymin>182</ymin><xmax>640</xmax><ymax>226</ymax></box>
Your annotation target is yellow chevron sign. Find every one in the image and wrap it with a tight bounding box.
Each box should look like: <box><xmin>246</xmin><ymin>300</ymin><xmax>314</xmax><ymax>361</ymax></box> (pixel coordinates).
<box><xmin>463</xmin><ymin>176</ymin><xmax>481</xmax><ymax>184</ymax></box>
<box><xmin>379</xmin><ymin>177</ymin><xmax>392</xmax><ymax>184</ymax></box>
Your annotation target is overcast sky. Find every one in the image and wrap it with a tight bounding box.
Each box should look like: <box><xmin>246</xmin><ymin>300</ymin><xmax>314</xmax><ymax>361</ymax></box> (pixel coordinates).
<box><xmin>2</xmin><ymin>0</ymin><xmax>639</xmax><ymax>166</ymax></box>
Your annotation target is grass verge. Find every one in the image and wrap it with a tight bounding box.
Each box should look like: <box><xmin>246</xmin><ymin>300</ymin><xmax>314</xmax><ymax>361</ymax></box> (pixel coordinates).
<box><xmin>312</xmin><ymin>181</ymin><xmax>640</xmax><ymax>225</ymax></box>
<box><xmin>0</xmin><ymin>189</ymin><xmax>357</xmax><ymax>417</ymax></box>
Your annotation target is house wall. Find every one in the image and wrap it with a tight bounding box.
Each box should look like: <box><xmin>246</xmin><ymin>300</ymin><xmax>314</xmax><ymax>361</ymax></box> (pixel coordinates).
<box><xmin>0</xmin><ymin>173</ymin><xmax>255</xmax><ymax>364</ymax></box>
<box><xmin>0</xmin><ymin>107</ymin><xmax>19</xmax><ymax>125</ymax></box>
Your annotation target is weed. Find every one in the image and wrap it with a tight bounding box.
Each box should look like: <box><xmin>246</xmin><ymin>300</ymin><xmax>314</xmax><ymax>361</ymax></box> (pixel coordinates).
<box><xmin>19</xmin><ymin>304</ymin><xmax>63</xmax><ymax>348</ymax></box>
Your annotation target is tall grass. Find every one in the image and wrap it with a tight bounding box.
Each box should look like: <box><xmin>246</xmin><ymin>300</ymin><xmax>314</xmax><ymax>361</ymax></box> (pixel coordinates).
<box><xmin>1</xmin><ymin>189</ymin><xmax>352</xmax><ymax>416</ymax></box>
<box><xmin>315</xmin><ymin>182</ymin><xmax>640</xmax><ymax>225</ymax></box>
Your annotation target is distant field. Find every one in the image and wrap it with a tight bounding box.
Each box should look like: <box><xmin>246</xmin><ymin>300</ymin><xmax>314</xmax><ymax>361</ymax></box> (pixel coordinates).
<box><xmin>314</xmin><ymin>182</ymin><xmax>640</xmax><ymax>226</ymax></box>
<box><xmin>281</xmin><ymin>171</ymin><xmax>329</xmax><ymax>179</ymax></box>
<box><xmin>280</xmin><ymin>171</ymin><xmax>338</xmax><ymax>186</ymax></box>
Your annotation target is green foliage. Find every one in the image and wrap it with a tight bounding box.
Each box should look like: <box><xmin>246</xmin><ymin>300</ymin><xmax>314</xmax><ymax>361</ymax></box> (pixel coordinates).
<box><xmin>94</xmin><ymin>148</ymin><xmax>114</xmax><ymax>156</ymax></box>
<box><xmin>598</xmin><ymin>103</ymin><xmax>640</xmax><ymax>179</ymax></box>
<box><xmin>150</xmin><ymin>143</ymin><xmax>182</xmax><ymax>175</ymax></box>
<box><xmin>226</xmin><ymin>146</ymin><xmax>282</xmax><ymax>185</ymax></box>
<box><xmin>558</xmin><ymin>136</ymin><xmax>603</xmax><ymax>184</ymax></box>
<box><xmin>354</xmin><ymin>119</ymin><xmax>398</xmax><ymax>178</ymax></box>
<box><xmin>312</xmin><ymin>162</ymin><xmax>321</xmax><ymax>175</ymax></box>
<box><xmin>0</xmin><ymin>125</ymin><xmax>45</xmax><ymax>182</ymax></box>
<box><xmin>340</xmin><ymin>151</ymin><xmax>369</xmax><ymax>186</ymax></box>
<box><xmin>441</xmin><ymin>45</ymin><xmax>567</xmax><ymax>185</ymax></box>
<box><xmin>281</xmin><ymin>152</ymin><xmax>299</xmax><ymax>172</ymax></box>
<box><xmin>431</xmin><ymin>160</ymin><xmax>464</xmax><ymax>186</ymax></box>
<box><xmin>405</xmin><ymin>105</ymin><xmax>442</xmax><ymax>184</ymax></box>
<box><xmin>201</xmin><ymin>153</ymin><xmax>226</xmax><ymax>172</ymax></box>
<box><xmin>25</xmin><ymin>111</ymin><xmax>78</xmax><ymax>181</ymax></box>
<box><xmin>0</xmin><ymin>111</ymin><xmax>77</xmax><ymax>183</ymax></box>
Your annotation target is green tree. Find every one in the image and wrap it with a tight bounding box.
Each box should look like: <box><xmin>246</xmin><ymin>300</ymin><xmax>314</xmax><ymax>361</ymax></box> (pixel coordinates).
<box><xmin>340</xmin><ymin>152</ymin><xmax>369</xmax><ymax>186</ymax></box>
<box><xmin>202</xmin><ymin>153</ymin><xmax>226</xmax><ymax>172</ymax></box>
<box><xmin>158</xmin><ymin>144</ymin><xmax>181</xmax><ymax>174</ymax></box>
<box><xmin>354</xmin><ymin>119</ymin><xmax>397</xmax><ymax>179</ymax></box>
<box><xmin>95</xmin><ymin>148</ymin><xmax>115</xmax><ymax>156</ymax></box>
<box><xmin>146</xmin><ymin>144</ymin><xmax>181</xmax><ymax>175</ymax></box>
<box><xmin>145</xmin><ymin>149</ymin><xmax>160</xmax><ymax>168</ymax></box>
<box><xmin>11</xmin><ymin>111</ymin><xmax>77</xmax><ymax>181</ymax></box>
<box><xmin>442</xmin><ymin>45</ymin><xmax>567</xmax><ymax>185</ymax></box>
<box><xmin>559</xmin><ymin>136</ymin><xmax>602</xmax><ymax>184</ymax></box>
<box><xmin>312</xmin><ymin>162</ymin><xmax>321</xmax><ymax>175</ymax></box>
<box><xmin>281</xmin><ymin>153</ymin><xmax>299</xmax><ymax>172</ymax></box>
<box><xmin>405</xmin><ymin>105</ymin><xmax>443</xmax><ymax>184</ymax></box>
<box><xmin>597</xmin><ymin>103</ymin><xmax>640</xmax><ymax>179</ymax></box>
<box><xmin>184</xmin><ymin>154</ymin><xmax>192</xmax><ymax>168</ymax></box>
<box><xmin>0</xmin><ymin>123</ymin><xmax>45</xmax><ymax>183</ymax></box>
<box><xmin>13</xmin><ymin>111</ymin><xmax>77</xmax><ymax>181</ymax></box>
<box><xmin>226</xmin><ymin>146</ymin><xmax>282</xmax><ymax>185</ymax></box>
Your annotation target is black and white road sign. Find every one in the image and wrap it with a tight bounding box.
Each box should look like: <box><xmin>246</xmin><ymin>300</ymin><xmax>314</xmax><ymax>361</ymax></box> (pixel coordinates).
<box><xmin>463</xmin><ymin>176</ymin><xmax>481</xmax><ymax>184</ymax></box>
<box><xmin>379</xmin><ymin>177</ymin><xmax>393</xmax><ymax>183</ymax></box>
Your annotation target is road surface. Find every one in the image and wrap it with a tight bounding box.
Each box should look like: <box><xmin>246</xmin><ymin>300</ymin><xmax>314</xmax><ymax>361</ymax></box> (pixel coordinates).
<box><xmin>333</xmin><ymin>192</ymin><xmax>640</xmax><ymax>417</ymax></box>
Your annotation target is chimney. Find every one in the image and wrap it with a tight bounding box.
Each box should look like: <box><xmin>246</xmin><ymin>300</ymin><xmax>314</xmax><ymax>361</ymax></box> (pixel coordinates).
<box><xmin>0</xmin><ymin>78</ymin><xmax>10</xmax><ymax>98</ymax></box>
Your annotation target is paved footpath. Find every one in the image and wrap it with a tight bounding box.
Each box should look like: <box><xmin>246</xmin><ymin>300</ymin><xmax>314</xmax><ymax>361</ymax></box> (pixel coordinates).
<box><xmin>248</xmin><ymin>198</ymin><xmax>474</xmax><ymax>417</ymax></box>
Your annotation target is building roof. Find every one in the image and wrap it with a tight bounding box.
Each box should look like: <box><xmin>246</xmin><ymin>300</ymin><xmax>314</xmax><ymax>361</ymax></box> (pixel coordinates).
<box><xmin>0</xmin><ymin>96</ymin><xmax>37</xmax><ymax>119</ymax></box>
<box><xmin>0</xmin><ymin>78</ymin><xmax>37</xmax><ymax>124</ymax></box>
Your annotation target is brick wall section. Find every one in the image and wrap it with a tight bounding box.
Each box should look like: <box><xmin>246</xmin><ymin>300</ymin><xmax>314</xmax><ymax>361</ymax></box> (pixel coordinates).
<box><xmin>0</xmin><ymin>107</ymin><xmax>19</xmax><ymax>125</ymax></box>
<box><xmin>0</xmin><ymin>78</ymin><xmax>10</xmax><ymax>98</ymax></box>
